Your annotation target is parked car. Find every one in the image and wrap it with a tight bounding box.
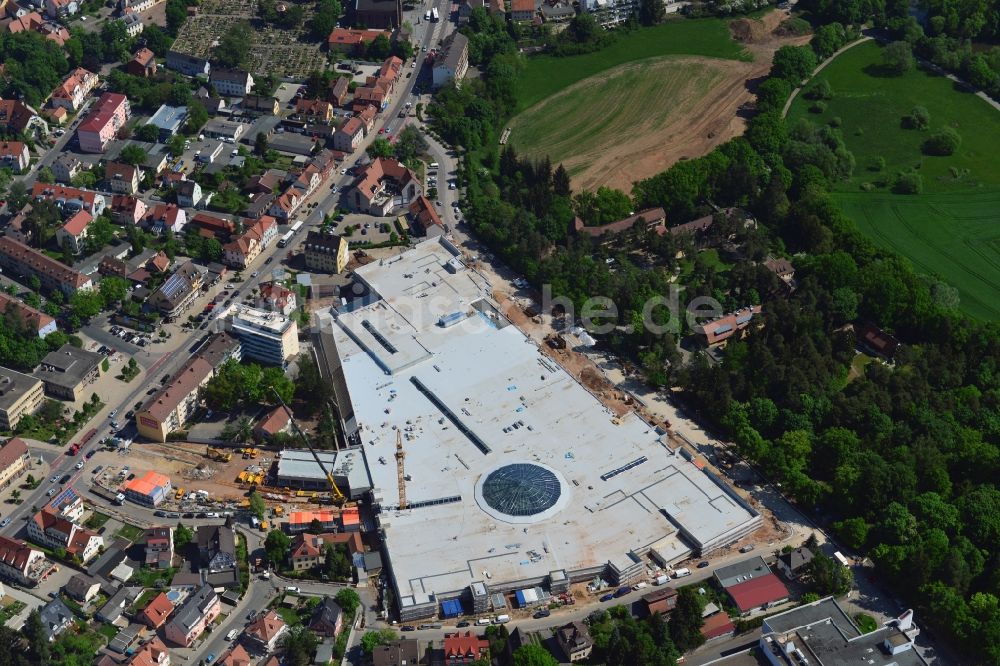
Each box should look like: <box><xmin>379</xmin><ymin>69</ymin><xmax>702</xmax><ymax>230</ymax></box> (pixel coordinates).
<box><xmin>92</xmin><ymin>465</ymin><xmax>103</xmax><ymax>474</ymax></box>
<box><xmin>599</xmin><ymin>593</ymin><xmax>615</xmax><ymax>602</ymax></box>
<box><xmin>75</xmin><ymin>461</ymin><xmax>84</xmax><ymax>470</ymax></box>
<box><xmin>49</xmin><ymin>475</ymin><xmax>58</xmax><ymax>483</ymax></box>
<box><xmin>739</xmin><ymin>544</ymin><xmax>755</xmax><ymax>553</ymax></box>
<box><xmin>401</xmin><ymin>626</ymin><xmax>416</xmax><ymax>632</ymax></box>
<box><xmin>533</xmin><ymin>609</ymin><xmax>551</xmax><ymax>619</ymax></box>
<box><xmin>0</xmin><ymin>518</ymin><xmax>11</xmax><ymax>528</ymax></box>
<box><xmin>614</xmin><ymin>586</ymin><xmax>631</xmax><ymax>598</ymax></box>
<box><xmin>697</xmin><ymin>561</ymin><xmax>710</xmax><ymax>568</ymax></box>
<box><xmin>285</xmin><ymin>586</ymin><xmax>300</xmax><ymax>593</ymax></box>
<box><xmin>85</xmin><ymin>450</ymin><xmax>97</xmax><ymax>459</ymax></box>
<box><xmin>456</xmin><ymin>621</ymin><xmax>470</xmax><ymax>628</ymax></box>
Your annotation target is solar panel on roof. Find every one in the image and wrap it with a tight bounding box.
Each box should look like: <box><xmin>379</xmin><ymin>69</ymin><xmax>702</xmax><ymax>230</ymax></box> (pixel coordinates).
<box><xmin>713</xmin><ymin>323</ymin><xmax>733</xmax><ymax>334</ymax></box>
<box><xmin>735</xmin><ymin>314</ymin><xmax>752</xmax><ymax>324</ymax></box>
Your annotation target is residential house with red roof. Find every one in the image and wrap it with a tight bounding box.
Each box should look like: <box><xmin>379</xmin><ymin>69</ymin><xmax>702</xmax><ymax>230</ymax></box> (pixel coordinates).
<box><xmin>0</xmin><ymin>237</ymin><xmax>93</xmax><ymax>295</ymax></box>
<box><xmin>725</xmin><ymin>574</ymin><xmax>789</xmax><ymax>615</ymax></box>
<box><xmin>0</xmin><ymin>292</ymin><xmax>57</xmax><ymax>338</ymax></box>
<box><xmin>294</xmin><ymin>98</ymin><xmax>333</xmax><ymax>124</ymax></box>
<box><xmin>0</xmin><ymin>535</ymin><xmax>50</xmax><ymax>586</ymax></box>
<box><xmin>127</xmin><ymin>48</ymin><xmax>157</xmax><ymax>78</ymax></box>
<box><xmin>701</xmin><ymin>611</ymin><xmax>736</xmax><ymax>640</ymax></box>
<box><xmin>189</xmin><ymin>212</ymin><xmax>235</xmax><ymax>240</ymax></box>
<box><xmin>267</xmin><ymin>190</ymin><xmax>302</xmax><ymax>220</ymax></box>
<box><xmin>0</xmin><ymin>141</ymin><xmax>29</xmax><ymax>173</ymax></box>
<box><xmin>49</xmin><ymin>68</ymin><xmax>98</xmax><ymax>112</ymax></box>
<box><xmin>105</xmin><ymin>161</ymin><xmax>141</xmax><ymax>195</ymax></box>
<box><xmin>258</xmin><ymin>281</ymin><xmax>296</xmax><ymax>315</ymax></box>
<box><xmin>352</xmin><ymin>83</ymin><xmax>388</xmax><ymax>113</ymax></box>
<box><xmin>222</xmin><ymin>216</ymin><xmax>276</xmax><ymax>268</ymax></box>
<box><xmin>143</xmin><ymin>203</ymin><xmax>186</xmax><ymax>235</ymax></box>
<box><xmin>128</xmin><ymin>637</ymin><xmax>171</xmax><ymax>666</ymax></box>
<box><xmin>327</xmin><ymin>27</ymin><xmax>389</xmax><ymax>53</ymax></box>
<box><xmin>254</xmin><ymin>405</ymin><xmax>291</xmax><ymax>442</ymax></box>
<box><xmin>217</xmin><ymin>644</ymin><xmax>252</xmax><ymax>666</ymax></box>
<box><xmin>408</xmin><ymin>196</ymin><xmax>443</xmax><ymax>236</ymax></box>
<box><xmin>288</xmin><ymin>531</ymin><xmax>362</xmax><ymax>571</ymax></box>
<box><xmin>291</xmin><ymin>163</ymin><xmax>323</xmax><ymax>197</ymax></box>
<box><xmin>244</xmin><ymin>610</ymin><xmax>289</xmax><ymax>652</ymax></box>
<box><xmin>510</xmin><ymin>0</ymin><xmax>535</xmax><ymax>20</ymax></box>
<box><xmin>695</xmin><ymin>305</ymin><xmax>762</xmax><ymax>346</ymax></box>
<box><xmin>349</xmin><ymin>157</ymin><xmax>421</xmax><ymax>216</ymax></box>
<box><xmin>110</xmin><ymin>194</ymin><xmax>148</xmax><ymax>225</ymax></box>
<box><xmin>333</xmin><ymin>117</ymin><xmax>364</xmax><ymax>153</ymax></box>
<box><xmin>358</xmin><ymin>105</ymin><xmax>377</xmax><ymax>132</ymax></box>
<box><xmin>140</xmin><ymin>592</ymin><xmax>174</xmax><ymax>629</ymax></box>
<box><xmin>856</xmin><ymin>321</ymin><xmax>900</xmax><ymax>360</ymax></box>
<box><xmin>5</xmin><ymin>12</ymin><xmax>71</xmax><ymax>47</ymax></box>
<box><xmin>443</xmin><ymin>632</ymin><xmax>489</xmax><ymax>663</ymax></box>
<box><xmin>55</xmin><ymin>209</ymin><xmax>93</xmax><ymax>254</ymax></box>
<box><xmin>77</xmin><ymin>92</ymin><xmax>131</xmax><ymax>153</ymax></box>
<box><xmin>0</xmin><ymin>437</ymin><xmax>30</xmax><ymax>490</ymax></box>
<box><xmin>27</xmin><ymin>507</ymin><xmax>103</xmax><ymax>562</ymax></box>
<box><xmin>31</xmin><ymin>182</ymin><xmax>106</xmax><ymax>216</ymax></box>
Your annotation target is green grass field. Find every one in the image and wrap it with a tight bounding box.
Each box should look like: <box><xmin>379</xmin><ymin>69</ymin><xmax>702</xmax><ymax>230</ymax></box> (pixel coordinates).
<box><xmin>836</xmin><ymin>190</ymin><xmax>1000</xmax><ymax>320</ymax></box>
<box><xmin>787</xmin><ymin>40</ymin><xmax>1000</xmax><ymax>194</ymax></box>
<box><xmin>510</xmin><ymin>56</ymin><xmax>728</xmax><ymax>177</ymax></box>
<box><xmin>787</xmin><ymin>40</ymin><xmax>1000</xmax><ymax>321</ymax></box>
<box><xmin>514</xmin><ymin>17</ymin><xmax>749</xmax><ymax>113</ymax></box>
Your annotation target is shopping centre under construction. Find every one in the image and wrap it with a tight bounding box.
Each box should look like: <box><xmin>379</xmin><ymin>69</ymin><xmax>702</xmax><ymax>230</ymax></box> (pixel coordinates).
<box><xmin>314</xmin><ymin>237</ymin><xmax>762</xmax><ymax>620</ymax></box>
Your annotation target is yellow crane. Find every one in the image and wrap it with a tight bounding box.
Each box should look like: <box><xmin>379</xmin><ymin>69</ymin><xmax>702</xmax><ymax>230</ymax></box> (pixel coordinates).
<box><xmin>395</xmin><ymin>429</ymin><xmax>407</xmax><ymax>510</ymax></box>
<box><xmin>270</xmin><ymin>388</ymin><xmax>346</xmax><ymax>504</ymax></box>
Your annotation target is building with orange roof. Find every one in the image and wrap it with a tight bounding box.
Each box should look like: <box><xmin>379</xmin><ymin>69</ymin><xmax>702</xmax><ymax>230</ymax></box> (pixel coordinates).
<box><xmin>0</xmin><ymin>237</ymin><xmax>93</xmax><ymax>295</ymax></box>
<box><xmin>244</xmin><ymin>610</ymin><xmax>288</xmax><ymax>652</ymax></box>
<box><xmin>27</xmin><ymin>506</ymin><xmax>103</xmax><ymax>562</ymax></box>
<box><xmin>254</xmin><ymin>405</ymin><xmax>291</xmax><ymax>441</ymax></box>
<box><xmin>288</xmin><ymin>531</ymin><xmax>363</xmax><ymax>571</ymax></box>
<box><xmin>286</xmin><ymin>510</ymin><xmax>337</xmax><ymax>533</ymax></box>
<box><xmin>49</xmin><ymin>67</ymin><xmax>99</xmax><ymax>112</ymax></box>
<box><xmin>122</xmin><ymin>470</ymin><xmax>173</xmax><ymax>507</ymax></box>
<box><xmin>408</xmin><ymin>196</ymin><xmax>443</xmax><ymax>236</ymax></box>
<box><xmin>56</xmin><ymin>209</ymin><xmax>93</xmax><ymax>255</ymax></box>
<box><xmin>140</xmin><ymin>591</ymin><xmax>174</xmax><ymax>629</ymax></box>
<box><xmin>217</xmin><ymin>644</ymin><xmax>252</xmax><ymax>666</ymax></box>
<box><xmin>0</xmin><ymin>290</ymin><xmax>57</xmax><ymax>338</ymax></box>
<box><xmin>127</xmin><ymin>48</ymin><xmax>158</xmax><ymax>78</ymax></box>
<box><xmin>128</xmin><ymin>637</ymin><xmax>171</xmax><ymax>666</ymax></box>
<box><xmin>77</xmin><ymin>92</ymin><xmax>131</xmax><ymax>154</ymax></box>
<box><xmin>348</xmin><ymin>157</ymin><xmax>421</xmax><ymax>216</ymax></box>
<box><xmin>341</xmin><ymin>506</ymin><xmax>361</xmax><ymax>531</ymax></box>
<box><xmin>443</xmin><ymin>631</ymin><xmax>489</xmax><ymax>663</ymax></box>
<box><xmin>0</xmin><ymin>141</ymin><xmax>30</xmax><ymax>173</ymax></box>
<box><xmin>327</xmin><ymin>27</ymin><xmax>389</xmax><ymax>53</ymax></box>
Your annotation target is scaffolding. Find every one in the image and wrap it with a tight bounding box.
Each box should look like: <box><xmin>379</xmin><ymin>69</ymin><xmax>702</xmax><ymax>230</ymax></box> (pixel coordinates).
<box><xmin>396</xmin><ymin>428</ymin><xmax>407</xmax><ymax>510</ymax></box>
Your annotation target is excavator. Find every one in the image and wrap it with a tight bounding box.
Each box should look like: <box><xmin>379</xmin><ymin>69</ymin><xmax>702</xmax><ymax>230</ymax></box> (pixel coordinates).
<box><xmin>270</xmin><ymin>388</ymin><xmax>346</xmax><ymax>504</ymax></box>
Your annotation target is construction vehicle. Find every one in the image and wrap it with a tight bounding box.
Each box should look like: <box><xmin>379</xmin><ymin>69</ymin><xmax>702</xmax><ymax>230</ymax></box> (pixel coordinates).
<box><xmin>175</xmin><ymin>486</ymin><xmax>185</xmax><ymax>500</ymax></box>
<box><xmin>270</xmin><ymin>388</ymin><xmax>345</xmax><ymax>504</ymax></box>
<box><xmin>274</xmin><ymin>505</ymin><xmax>284</xmax><ymax>516</ymax></box>
<box><xmin>207</xmin><ymin>447</ymin><xmax>232</xmax><ymax>462</ymax></box>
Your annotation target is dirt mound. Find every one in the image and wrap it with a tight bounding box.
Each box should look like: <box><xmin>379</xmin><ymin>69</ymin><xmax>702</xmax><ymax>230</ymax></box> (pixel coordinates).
<box><xmin>730</xmin><ymin>17</ymin><xmax>768</xmax><ymax>44</ymax></box>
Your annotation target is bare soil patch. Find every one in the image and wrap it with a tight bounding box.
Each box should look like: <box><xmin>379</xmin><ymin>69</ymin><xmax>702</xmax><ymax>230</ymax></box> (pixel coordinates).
<box><xmin>570</xmin><ymin>9</ymin><xmax>810</xmax><ymax>192</ymax></box>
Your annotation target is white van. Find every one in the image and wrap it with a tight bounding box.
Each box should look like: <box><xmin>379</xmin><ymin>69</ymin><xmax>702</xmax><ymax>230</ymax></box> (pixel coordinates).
<box><xmin>476</xmin><ymin>618</ymin><xmax>492</xmax><ymax>626</ymax></box>
<box><xmin>429</xmin><ymin>162</ymin><xmax>439</xmax><ymax>169</ymax></box>
<box><xmin>285</xmin><ymin>586</ymin><xmax>300</xmax><ymax>593</ymax></box>
<box><xmin>225</xmin><ymin>629</ymin><xmax>239</xmax><ymax>641</ymax></box>
<box><xmin>672</xmin><ymin>568</ymin><xmax>692</xmax><ymax>578</ymax></box>
<box><xmin>494</xmin><ymin>614</ymin><xmax>511</xmax><ymax>624</ymax></box>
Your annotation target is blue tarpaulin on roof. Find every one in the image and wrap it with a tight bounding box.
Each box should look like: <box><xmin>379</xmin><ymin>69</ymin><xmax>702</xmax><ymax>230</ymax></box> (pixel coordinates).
<box><xmin>515</xmin><ymin>590</ymin><xmax>526</xmax><ymax>607</ymax></box>
<box><xmin>441</xmin><ymin>599</ymin><xmax>463</xmax><ymax>618</ymax></box>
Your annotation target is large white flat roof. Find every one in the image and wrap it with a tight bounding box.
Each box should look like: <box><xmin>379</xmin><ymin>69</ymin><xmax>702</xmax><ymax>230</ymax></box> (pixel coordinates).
<box><xmin>324</xmin><ymin>238</ymin><xmax>760</xmax><ymax>605</ymax></box>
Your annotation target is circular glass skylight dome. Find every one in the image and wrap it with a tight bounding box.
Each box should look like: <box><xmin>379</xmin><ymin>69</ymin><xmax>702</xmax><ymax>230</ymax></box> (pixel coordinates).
<box><xmin>475</xmin><ymin>462</ymin><xmax>569</xmax><ymax>524</ymax></box>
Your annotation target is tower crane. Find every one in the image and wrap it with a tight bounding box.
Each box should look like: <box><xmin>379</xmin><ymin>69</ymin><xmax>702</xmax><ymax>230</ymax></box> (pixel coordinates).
<box><xmin>395</xmin><ymin>429</ymin><xmax>407</xmax><ymax>510</ymax></box>
<box><xmin>270</xmin><ymin>388</ymin><xmax>346</xmax><ymax>503</ymax></box>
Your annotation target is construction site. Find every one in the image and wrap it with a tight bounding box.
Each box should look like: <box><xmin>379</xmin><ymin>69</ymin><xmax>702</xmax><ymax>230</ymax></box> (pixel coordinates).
<box><xmin>314</xmin><ymin>237</ymin><xmax>765</xmax><ymax>621</ymax></box>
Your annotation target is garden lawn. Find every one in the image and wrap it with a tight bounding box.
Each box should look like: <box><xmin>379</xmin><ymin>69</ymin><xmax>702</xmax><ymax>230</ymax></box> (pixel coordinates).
<box><xmin>514</xmin><ymin>17</ymin><xmax>749</xmax><ymax>113</ymax></box>
<box><xmin>787</xmin><ymin>40</ymin><xmax>1000</xmax><ymax>194</ymax></box>
<box><xmin>836</xmin><ymin>189</ymin><xmax>1000</xmax><ymax>321</ymax></box>
<box><xmin>115</xmin><ymin>523</ymin><xmax>145</xmax><ymax>542</ymax></box>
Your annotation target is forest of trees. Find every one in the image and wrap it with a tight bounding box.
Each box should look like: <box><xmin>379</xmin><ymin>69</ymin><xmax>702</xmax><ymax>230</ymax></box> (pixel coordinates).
<box><xmin>429</xmin><ymin>4</ymin><xmax>1000</xmax><ymax>663</ymax></box>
